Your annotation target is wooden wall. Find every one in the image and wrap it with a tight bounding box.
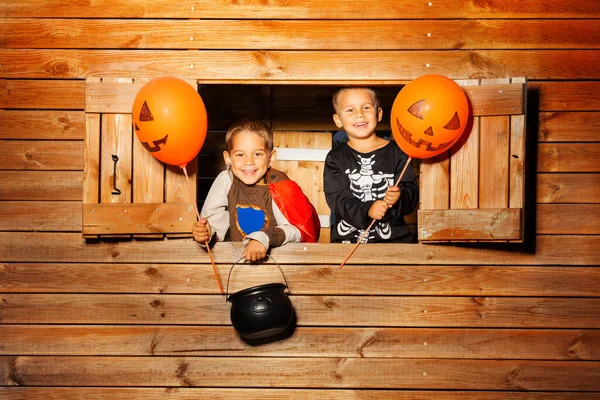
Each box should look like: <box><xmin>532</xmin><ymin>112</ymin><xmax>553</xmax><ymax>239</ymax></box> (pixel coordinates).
<box><xmin>1</xmin><ymin>1</ymin><xmax>599</xmax><ymax>398</ymax></box>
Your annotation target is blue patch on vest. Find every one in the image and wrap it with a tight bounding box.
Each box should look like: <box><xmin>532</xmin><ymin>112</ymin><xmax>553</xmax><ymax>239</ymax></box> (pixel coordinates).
<box><xmin>236</xmin><ymin>205</ymin><xmax>266</xmax><ymax>235</ymax></box>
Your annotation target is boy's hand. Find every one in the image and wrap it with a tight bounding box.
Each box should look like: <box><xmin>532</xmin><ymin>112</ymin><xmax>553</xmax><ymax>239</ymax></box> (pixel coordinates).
<box><xmin>368</xmin><ymin>200</ymin><xmax>390</xmax><ymax>220</ymax></box>
<box><xmin>243</xmin><ymin>239</ymin><xmax>267</xmax><ymax>262</ymax></box>
<box><xmin>192</xmin><ymin>218</ymin><xmax>211</xmax><ymax>243</ymax></box>
<box><xmin>384</xmin><ymin>186</ymin><xmax>401</xmax><ymax>207</ymax></box>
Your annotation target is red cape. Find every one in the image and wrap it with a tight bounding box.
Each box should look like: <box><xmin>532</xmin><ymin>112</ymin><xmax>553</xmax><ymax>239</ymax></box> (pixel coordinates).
<box><xmin>269</xmin><ymin>179</ymin><xmax>320</xmax><ymax>243</ymax></box>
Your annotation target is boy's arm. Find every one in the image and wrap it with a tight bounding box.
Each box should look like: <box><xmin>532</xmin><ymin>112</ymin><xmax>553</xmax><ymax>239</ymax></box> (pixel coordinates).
<box><xmin>199</xmin><ymin>170</ymin><xmax>231</xmax><ymax>242</ymax></box>
<box><xmin>324</xmin><ymin>153</ymin><xmax>374</xmax><ymax>229</ymax></box>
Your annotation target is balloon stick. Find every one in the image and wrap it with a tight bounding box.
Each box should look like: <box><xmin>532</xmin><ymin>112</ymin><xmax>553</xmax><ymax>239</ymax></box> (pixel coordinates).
<box><xmin>339</xmin><ymin>156</ymin><xmax>413</xmax><ymax>269</ymax></box>
<box><xmin>182</xmin><ymin>165</ymin><xmax>225</xmax><ymax>294</ymax></box>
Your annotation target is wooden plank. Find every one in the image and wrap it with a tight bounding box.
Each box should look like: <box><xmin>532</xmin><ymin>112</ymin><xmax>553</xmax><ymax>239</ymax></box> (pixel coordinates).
<box><xmin>1</xmin><ymin>294</ymin><xmax>599</xmax><ymax>328</ymax></box>
<box><xmin>0</xmin><ymin>79</ymin><xmax>84</xmax><ymax>109</ymax></box>
<box><xmin>0</xmin><ymin>201</ymin><xmax>81</xmax><ymax>232</ymax></box>
<box><xmin>539</xmin><ymin>112</ymin><xmax>600</xmax><ymax>142</ymax></box>
<box><xmin>509</xmin><ymin>77</ymin><xmax>526</xmax><ymax>211</ymax></box>
<box><xmin>1</xmin><ymin>388</ymin><xmax>598</xmax><ymax>400</ymax></box>
<box><xmin>4</xmin><ymin>19</ymin><xmax>598</xmax><ymax>50</ymax></box>
<box><xmin>538</xmin><ymin>143</ymin><xmax>600</xmax><ymax>172</ymax></box>
<box><xmin>1</xmin><ymin>356</ymin><xmax>599</xmax><ymax>390</ymax></box>
<box><xmin>1</xmin><ymin>232</ymin><xmax>598</xmax><ymax>266</ymax></box>
<box><xmin>0</xmin><ymin>171</ymin><xmax>81</xmax><ymax>201</ymax></box>
<box><xmin>2</xmin><ymin>325</ymin><xmax>598</xmax><ymax>360</ymax></box>
<box><xmin>537</xmin><ymin>204</ymin><xmax>600</xmax><ymax>235</ymax></box>
<box><xmin>132</xmin><ymin>134</ymin><xmax>164</xmax><ymax>203</ymax></box>
<box><xmin>419</xmin><ymin>156</ymin><xmax>450</xmax><ymax>210</ymax></box>
<box><xmin>537</xmin><ymin>173</ymin><xmax>600</xmax><ymax>204</ymax></box>
<box><xmin>100</xmin><ymin>114</ymin><xmax>132</xmax><ymax>203</ymax></box>
<box><xmin>83</xmin><ymin>113</ymin><xmax>100</xmax><ymax>205</ymax></box>
<box><xmin>3</xmin><ymin>263</ymin><xmax>599</xmax><ymax>297</ymax></box>
<box><xmin>88</xmin><ymin>80</ymin><xmax>522</xmax><ymax>116</ymax></box>
<box><xmin>479</xmin><ymin>116</ymin><xmax>510</xmax><ymax>208</ymax></box>
<box><xmin>450</xmin><ymin>79</ymin><xmax>480</xmax><ymax>209</ymax></box>
<box><xmin>533</xmin><ymin>81</ymin><xmax>600</xmax><ymax>112</ymax></box>
<box><xmin>418</xmin><ymin>209</ymin><xmax>521</xmax><ymax>241</ymax></box>
<box><xmin>1</xmin><ymin>0</ymin><xmax>597</xmax><ymax>19</ymax></box>
<box><xmin>1</xmin><ymin>50</ymin><xmax>598</xmax><ymax>81</ymax></box>
<box><xmin>82</xmin><ymin>203</ymin><xmax>197</xmax><ymax>235</ymax></box>
<box><xmin>0</xmin><ymin>140</ymin><xmax>83</xmax><ymax>170</ymax></box>
<box><xmin>0</xmin><ymin>110</ymin><xmax>84</xmax><ymax>140</ymax></box>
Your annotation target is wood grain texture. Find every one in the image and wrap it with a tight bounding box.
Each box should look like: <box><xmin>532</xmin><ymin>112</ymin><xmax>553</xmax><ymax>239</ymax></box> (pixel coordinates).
<box><xmin>0</xmin><ymin>110</ymin><xmax>84</xmax><ymax>140</ymax></box>
<box><xmin>1</xmin><ymin>388</ymin><xmax>598</xmax><ymax>400</ymax></box>
<box><xmin>2</xmin><ymin>263</ymin><xmax>599</xmax><ymax>296</ymax></box>
<box><xmin>0</xmin><ymin>140</ymin><xmax>83</xmax><ymax>170</ymax></box>
<box><xmin>1</xmin><ymin>326</ymin><xmax>598</xmax><ymax>360</ymax></box>
<box><xmin>537</xmin><ymin>173</ymin><xmax>600</xmax><ymax>204</ymax></box>
<box><xmin>3</xmin><ymin>19</ymin><xmax>598</xmax><ymax>50</ymax></box>
<box><xmin>1</xmin><ymin>356</ymin><xmax>598</xmax><ymax>390</ymax></box>
<box><xmin>1</xmin><ymin>0</ymin><xmax>598</xmax><ymax>18</ymax></box>
<box><xmin>0</xmin><ymin>233</ymin><xmax>598</xmax><ymax>266</ymax></box>
<box><xmin>1</xmin><ymin>50</ymin><xmax>598</xmax><ymax>81</ymax></box>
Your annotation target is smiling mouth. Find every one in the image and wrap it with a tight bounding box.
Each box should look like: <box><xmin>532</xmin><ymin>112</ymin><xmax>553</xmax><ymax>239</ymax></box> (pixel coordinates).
<box><xmin>395</xmin><ymin>118</ymin><xmax>454</xmax><ymax>152</ymax></box>
<box><xmin>140</xmin><ymin>134</ymin><xmax>168</xmax><ymax>152</ymax></box>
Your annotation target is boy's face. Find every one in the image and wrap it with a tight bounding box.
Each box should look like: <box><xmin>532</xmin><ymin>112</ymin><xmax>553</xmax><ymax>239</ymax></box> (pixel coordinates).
<box><xmin>333</xmin><ymin>89</ymin><xmax>382</xmax><ymax>141</ymax></box>
<box><xmin>223</xmin><ymin>130</ymin><xmax>276</xmax><ymax>186</ymax></box>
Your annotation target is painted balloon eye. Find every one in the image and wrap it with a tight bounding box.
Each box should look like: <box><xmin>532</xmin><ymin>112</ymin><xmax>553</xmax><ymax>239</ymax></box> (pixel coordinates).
<box><xmin>444</xmin><ymin>112</ymin><xmax>461</xmax><ymax>130</ymax></box>
<box><xmin>407</xmin><ymin>99</ymin><xmax>426</xmax><ymax>120</ymax></box>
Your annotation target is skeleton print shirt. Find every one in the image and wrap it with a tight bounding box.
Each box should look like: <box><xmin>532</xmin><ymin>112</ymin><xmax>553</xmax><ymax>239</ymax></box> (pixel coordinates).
<box><xmin>324</xmin><ymin>141</ymin><xmax>419</xmax><ymax>243</ymax></box>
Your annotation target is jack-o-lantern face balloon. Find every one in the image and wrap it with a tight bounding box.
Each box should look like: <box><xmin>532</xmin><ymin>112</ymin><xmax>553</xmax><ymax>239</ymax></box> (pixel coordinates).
<box><xmin>132</xmin><ymin>77</ymin><xmax>208</xmax><ymax>167</ymax></box>
<box><xmin>391</xmin><ymin>74</ymin><xmax>469</xmax><ymax>159</ymax></box>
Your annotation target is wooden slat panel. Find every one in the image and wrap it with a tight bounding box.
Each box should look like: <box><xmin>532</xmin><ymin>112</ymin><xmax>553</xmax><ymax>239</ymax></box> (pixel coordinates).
<box><xmin>0</xmin><ymin>110</ymin><xmax>84</xmax><ymax>140</ymax></box>
<box><xmin>539</xmin><ymin>112</ymin><xmax>600</xmax><ymax>142</ymax></box>
<box><xmin>537</xmin><ymin>173</ymin><xmax>600</xmax><ymax>204</ymax></box>
<box><xmin>0</xmin><ymin>140</ymin><xmax>83</xmax><ymax>170</ymax></box>
<box><xmin>450</xmin><ymin>79</ymin><xmax>480</xmax><ymax>209</ymax></box>
<box><xmin>1</xmin><ymin>356</ymin><xmax>599</xmax><ymax>390</ymax></box>
<box><xmin>3</xmin><ymin>263</ymin><xmax>599</xmax><ymax>297</ymax></box>
<box><xmin>100</xmin><ymin>114</ymin><xmax>132</xmax><ymax>203</ymax></box>
<box><xmin>83</xmin><ymin>113</ymin><xmax>100</xmax><ymax>205</ymax></box>
<box><xmin>1</xmin><ymin>0</ymin><xmax>597</xmax><ymax>19</ymax></box>
<box><xmin>418</xmin><ymin>209</ymin><xmax>521</xmax><ymax>241</ymax></box>
<box><xmin>537</xmin><ymin>204</ymin><xmax>600</xmax><ymax>235</ymax></box>
<box><xmin>1</xmin><ymin>50</ymin><xmax>598</xmax><ymax>81</ymax></box>
<box><xmin>0</xmin><ymin>201</ymin><xmax>81</xmax><ymax>232</ymax></box>
<box><xmin>419</xmin><ymin>156</ymin><xmax>450</xmax><ymax>210</ymax></box>
<box><xmin>538</xmin><ymin>143</ymin><xmax>600</xmax><ymax>172</ymax></box>
<box><xmin>2</xmin><ymin>294</ymin><xmax>598</xmax><ymax>328</ymax></box>
<box><xmin>0</xmin><ymin>171</ymin><xmax>81</xmax><ymax>201</ymax></box>
<box><xmin>533</xmin><ymin>81</ymin><xmax>600</xmax><ymax>112</ymax></box>
<box><xmin>1</xmin><ymin>388</ymin><xmax>598</xmax><ymax>400</ymax></box>
<box><xmin>4</xmin><ymin>19</ymin><xmax>598</xmax><ymax>50</ymax></box>
<box><xmin>132</xmin><ymin>137</ymin><xmax>164</xmax><ymax>203</ymax></box>
<box><xmin>82</xmin><ymin>203</ymin><xmax>197</xmax><ymax>235</ymax></box>
<box><xmin>1</xmin><ymin>232</ymin><xmax>598</xmax><ymax>266</ymax></box>
<box><xmin>0</xmin><ymin>79</ymin><xmax>84</xmax><ymax>109</ymax></box>
<box><xmin>479</xmin><ymin>116</ymin><xmax>510</xmax><ymax>208</ymax></box>
<box><xmin>2</xmin><ymin>326</ymin><xmax>598</xmax><ymax>360</ymax></box>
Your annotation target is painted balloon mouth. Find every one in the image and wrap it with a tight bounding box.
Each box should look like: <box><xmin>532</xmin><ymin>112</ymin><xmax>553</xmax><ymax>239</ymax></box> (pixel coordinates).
<box><xmin>395</xmin><ymin>118</ymin><xmax>454</xmax><ymax>152</ymax></box>
<box><xmin>140</xmin><ymin>134</ymin><xmax>168</xmax><ymax>152</ymax></box>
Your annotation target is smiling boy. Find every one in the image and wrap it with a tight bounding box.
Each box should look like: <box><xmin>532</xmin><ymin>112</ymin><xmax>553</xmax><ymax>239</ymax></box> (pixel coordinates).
<box><xmin>192</xmin><ymin>119</ymin><xmax>320</xmax><ymax>261</ymax></box>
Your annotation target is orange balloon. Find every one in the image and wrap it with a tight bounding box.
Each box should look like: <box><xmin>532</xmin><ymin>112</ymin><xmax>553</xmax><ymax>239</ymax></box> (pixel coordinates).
<box><xmin>390</xmin><ymin>74</ymin><xmax>469</xmax><ymax>159</ymax></box>
<box><xmin>132</xmin><ymin>77</ymin><xmax>208</xmax><ymax>167</ymax></box>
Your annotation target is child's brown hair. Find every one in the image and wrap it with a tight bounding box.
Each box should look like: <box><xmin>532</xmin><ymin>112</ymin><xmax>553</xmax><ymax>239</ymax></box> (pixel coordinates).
<box><xmin>224</xmin><ymin>119</ymin><xmax>274</xmax><ymax>153</ymax></box>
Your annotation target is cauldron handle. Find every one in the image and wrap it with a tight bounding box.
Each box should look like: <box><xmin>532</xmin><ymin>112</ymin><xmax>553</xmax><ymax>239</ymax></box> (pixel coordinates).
<box><xmin>225</xmin><ymin>255</ymin><xmax>290</xmax><ymax>301</ymax></box>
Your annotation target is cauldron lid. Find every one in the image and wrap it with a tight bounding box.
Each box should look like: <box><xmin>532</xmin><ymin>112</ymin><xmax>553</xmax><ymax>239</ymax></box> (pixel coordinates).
<box><xmin>226</xmin><ymin>282</ymin><xmax>287</xmax><ymax>303</ymax></box>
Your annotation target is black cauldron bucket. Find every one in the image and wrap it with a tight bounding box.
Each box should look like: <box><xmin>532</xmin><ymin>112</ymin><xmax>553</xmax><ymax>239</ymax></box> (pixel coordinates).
<box><xmin>226</xmin><ymin>256</ymin><xmax>296</xmax><ymax>342</ymax></box>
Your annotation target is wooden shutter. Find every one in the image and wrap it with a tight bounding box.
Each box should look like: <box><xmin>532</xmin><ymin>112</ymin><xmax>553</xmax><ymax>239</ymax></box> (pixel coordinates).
<box><xmin>82</xmin><ymin>78</ymin><xmax>197</xmax><ymax>238</ymax></box>
<box><xmin>418</xmin><ymin>78</ymin><xmax>526</xmax><ymax>242</ymax></box>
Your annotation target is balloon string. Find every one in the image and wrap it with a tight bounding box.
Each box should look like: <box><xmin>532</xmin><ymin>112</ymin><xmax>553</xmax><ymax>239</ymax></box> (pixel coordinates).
<box><xmin>182</xmin><ymin>165</ymin><xmax>225</xmax><ymax>294</ymax></box>
<box><xmin>339</xmin><ymin>156</ymin><xmax>413</xmax><ymax>269</ymax></box>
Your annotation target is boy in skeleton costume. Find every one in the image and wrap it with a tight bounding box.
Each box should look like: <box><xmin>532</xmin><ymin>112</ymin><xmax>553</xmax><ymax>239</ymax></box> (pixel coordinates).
<box><xmin>324</xmin><ymin>88</ymin><xmax>419</xmax><ymax>243</ymax></box>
